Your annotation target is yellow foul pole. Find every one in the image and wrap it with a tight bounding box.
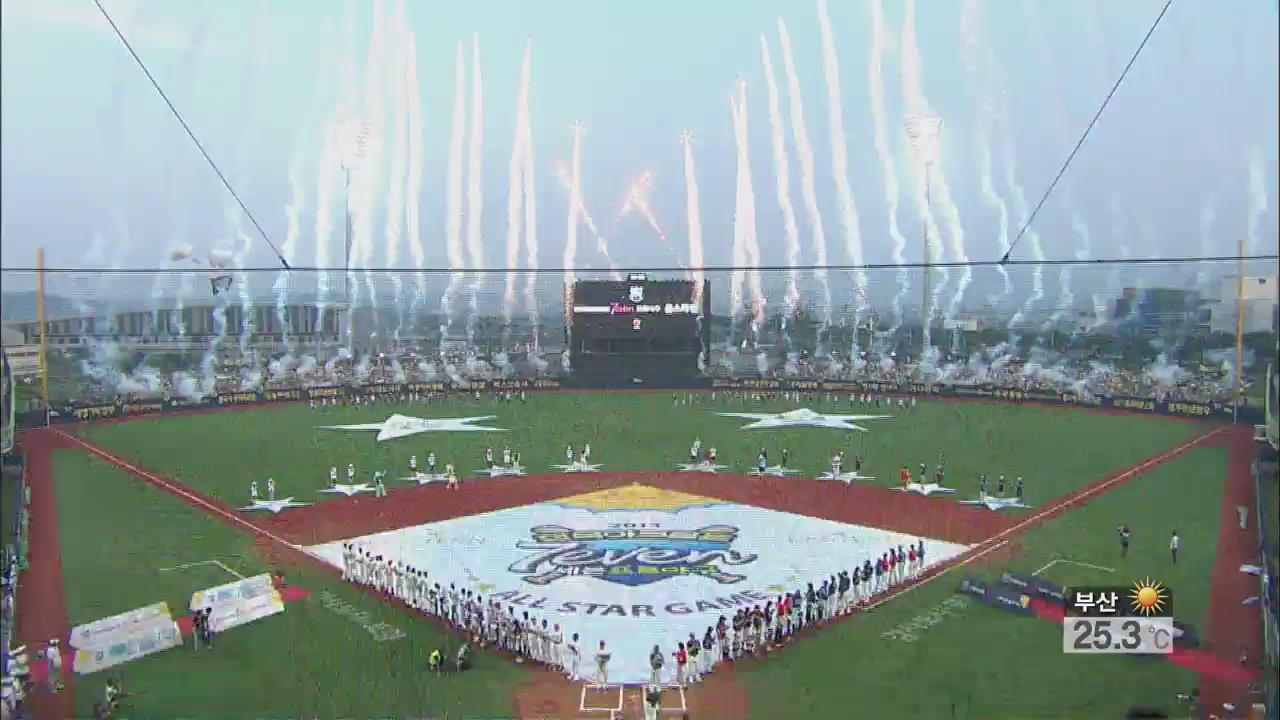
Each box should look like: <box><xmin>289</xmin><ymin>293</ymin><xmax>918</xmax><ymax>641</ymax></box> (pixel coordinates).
<box><xmin>36</xmin><ymin>248</ymin><xmax>51</xmax><ymax>418</ymax></box>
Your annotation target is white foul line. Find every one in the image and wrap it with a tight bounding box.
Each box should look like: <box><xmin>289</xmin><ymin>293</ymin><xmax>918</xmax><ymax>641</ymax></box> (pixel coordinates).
<box><xmin>1032</xmin><ymin>558</ymin><xmax>1117</xmax><ymax>577</ymax></box>
<box><xmin>158</xmin><ymin>559</ymin><xmax>245</xmax><ymax>579</ymax></box>
<box><xmin>863</xmin><ymin>425</ymin><xmax>1223</xmax><ymax>612</ymax></box>
<box><xmin>55</xmin><ymin>430</ymin><xmax>305</xmax><ymax>553</ymax></box>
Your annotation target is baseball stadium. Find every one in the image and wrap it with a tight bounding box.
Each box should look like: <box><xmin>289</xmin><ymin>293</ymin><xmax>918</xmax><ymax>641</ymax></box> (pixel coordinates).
<box><xmin>1</xmin><ymin>2</ymin><xmax>1278</xmax><ymax>720</ymax></box>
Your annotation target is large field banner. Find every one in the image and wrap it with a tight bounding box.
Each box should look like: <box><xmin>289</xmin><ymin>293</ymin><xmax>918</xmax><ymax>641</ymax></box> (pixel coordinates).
<box><xmin>70</xmin><ymin>601</ymin><xmax>172</xmax><ymax>649</ymax></box>
<box><xmin>71</xmin><ymin>602</ymin><xmax>182</xmax><ymax>675</ymax></box>
<box><xmin>190</xmin><ymin>573</ymin><xmax>285</xmax><ymax>633</ymax></box>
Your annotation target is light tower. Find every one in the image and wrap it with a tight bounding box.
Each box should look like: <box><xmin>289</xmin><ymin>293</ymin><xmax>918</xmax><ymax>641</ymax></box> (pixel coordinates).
<box><xmin>904</xmin><ymin>114</ymin><xmax>942</xmax><ymax>357</ymax></box>
<box><xmin>334</xmin><ymin>117</ymin><xmax>372</xmax><ymax>349</ymax></box>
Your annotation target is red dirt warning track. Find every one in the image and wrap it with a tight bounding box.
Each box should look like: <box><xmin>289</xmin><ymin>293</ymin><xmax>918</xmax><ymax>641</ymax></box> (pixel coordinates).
<box><xmin>1200</xmin><ymin>427</ymin><xmax>1267</xmax><ymax>716</ymax></box>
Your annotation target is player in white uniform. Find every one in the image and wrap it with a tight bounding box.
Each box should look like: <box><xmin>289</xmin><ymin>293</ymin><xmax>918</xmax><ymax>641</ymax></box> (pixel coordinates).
<box><xmin>249</xmin><ymin>480</ymin><xmax>259</xmax><ymax>501</ymax></box>
<box><xmin>484</xmin><ymin>447</ymin><xmax>494</xmax><ymax>467</ymax></box>
<box><xmin>45</xmin><ymin>639</ymin><xmax>63</xmax><ymax>693</ymax></box>
<box><xmin>409</xmin><ymin>455</ymin><xmax>418</xmax><ymax>473</ymax></box>
<box><xmin>595</xmin><ymin>641</ymin><xmax>611</xmax><ymax>687</ymax></box>
<box><xmin>347</xmin><ymin>463</ymin><xmax>356</xmax><ymax>482</ymax></box>
<box><xmin>329</xmin><ymin>466</ymin><xmax>338</xmax><ymax>484</ymax></box>
<box><xmin>565</xmin><ymin>444</ymin><xmax>574</xmax><ymax>463</ymax></box>
<box><xmin>583</xmin><ymin>443</ymin><xmax>592</xmax><ymax>460</ymax></box>
<box><xmin>266</xmin><ymin>477</ymin><xmax>276</xmax><ymax>500</ymax></box>
<box><xmin>446</xmin><ymin>465</ymin><xmax>459</xmax><ymax>489</ymax></box>
<box><xmin>551</xmin><ymin>624</ymin><xmax>565</xmax><ymax>673</ymax></box>
<box><xmin>502</xmin><ymin>447</ymin><xmax>512</xmax><ymax>467</ymax></box>
<box><xmin>427</xmin><ymin>452</ymin><xmax>437</xmax><ymax>474</ymax></box>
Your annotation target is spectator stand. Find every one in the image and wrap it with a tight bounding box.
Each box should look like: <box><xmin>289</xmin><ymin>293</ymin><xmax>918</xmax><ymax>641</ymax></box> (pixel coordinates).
<box><xmin>0</xmin><ymin>446</ymin><xmax>28</xmax><ymax>683</ymax></box>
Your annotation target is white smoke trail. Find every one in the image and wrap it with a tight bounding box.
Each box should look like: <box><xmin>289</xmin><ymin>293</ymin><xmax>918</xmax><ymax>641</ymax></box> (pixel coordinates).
<box><xmin>680</xmin><ymin>131</ymin><xmax>706</xmax><ymax>298</ymax></box>
<box><xmin>729</xmin><ymin>80</ymin><xmax>765</xmax><ymax>336</ymax></box>
<box><xmin>1024</xmin><ymin>3</ymin><xmax>1088</xmax><ymax>334</ymax></box>
<box><xmin>1004</xmin><ymin>164</ymin><xmax>1044</xmax><ymax>329</ymax></box>
<box><xmin>352</xmin><ymin>0</ymin><xmax>391</xmax><ymax>350</ymax></box>
<box><xmin>816</xmin><ymin>0</ymin><xmax>867</xmax><ymax>308</ymax></box>
<box><xmin>901</xmin><ymin>0</ymin><xmax>968</xmax><ymax>325</ymax></box>
<box><xmin>502</xmin><ymin>40</ymin><xmax>533</xmax><ymax>330</ymax></box>
<box><xmin>1197</xmin><ymin>196</ymin><xmax>1216</xmax><ymax>295</ymax></box>
<box><xmin>384</xmin><ymin>2</ymin><xmax>409</xmax><ymax>345</ymax></box>
<box><xmin>275</xmin><ymin>144</ymin><xmax>306</xmax><ymax>350</ymax></box>
<box><xmin>313</xmin><ymin>124</ymin><xmax>341</xmax><ymax>346</ymax></box>
<box><xmin>464</xmin><ymin>34</ymin><xmax>485</xmax><ymax>340</ymax></box>
<box><xmin>868</xmin><ymin>0</ymin><xmax>911</xmax><ymax>332</ymax></box>
<box><xmin>728</xmin><ymin>94</ymin><xmax>748</xmax><ymax>335</ymax></box>
<box><xmin>1247</xmin><ymin>145</ymin><xmax>1268</xmax><ymax>257</ymax></box>
<box><xmin>404</xmin><ymin>24</ymin><xmax>426</xmax><ymax>331</ymax></box>
<box><xmin>777</xmin><ymin>19</ymin><xmax>832</xmax><ymax>327</ymax></box>
<box><xmin>440</xmin><ymin>43</ymin><xmax>467</xmax><ymax>339</ymax></box>
<box><xmin>1105</xmin><ymin>195</ymin><xmax>1129</xmax><ymax>317</ymax></box>
<box><xmin>553</xmin><ymin>157</ymin><xmax>620</xmax><ymax>278</ymax></box>
<box><xmin>759</xmin><ymin>35</ymin><xmax>801</xmax><ymax>318</ymax></box>
<box><xmin>564</xmin><ymin>124</ymin><xmax>584</xmax><ymax>287</ymax></box>
<box><xmin>314</xmin><ymin>0</ymin><xmax>359</xmax><ymax>353</ymax></box>
<box><xmin>620</xmin><ymin>173</ymin><xmax>680</xmax><ymax>267</ymax></box>
<box><xmin>520</xmin><ymin>40</ymin><xmax>540</xmax><ymax>348</ymax></box>
<box><xmin>959</xmin><ymin>0</ymin><xmax>1012</xmax><ymax>305</ymax></box>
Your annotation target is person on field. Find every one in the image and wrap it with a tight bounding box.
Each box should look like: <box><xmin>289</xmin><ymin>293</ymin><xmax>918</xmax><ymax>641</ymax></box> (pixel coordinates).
<box><xmin>648</xmin><ymin>645</ymin><xmax>664</xmax><ymax>686</ymax></box>
<box><xmin>595</xmin><ymin>641</ymin><xmax>611</xmax><ymax>687</ymax></box>
<box><xmin>1117</xmin><ymin>525</ymin><xmax>1132</xmax><ymax>558</ymax></box>
<box><xmin>1170</xmin><ymin>530</ymin><xmax>1180</xmax><ymax>564</ymax></box>
<box><xmin>428</xmin><ymin>648</ymin><xmax>442</xmax><ymax>675</ymax></box>
<box><xmin>41</xmin><ymin>638</ymin><xmax>62</xmax><ymax>693</ymax></box>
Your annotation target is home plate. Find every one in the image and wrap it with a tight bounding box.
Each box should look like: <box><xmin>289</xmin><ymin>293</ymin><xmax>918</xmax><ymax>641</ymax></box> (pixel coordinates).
<box><xmin>308</xmin><ymin>484</ymin><xmax>969</xmax><ymax>685</ymax></box>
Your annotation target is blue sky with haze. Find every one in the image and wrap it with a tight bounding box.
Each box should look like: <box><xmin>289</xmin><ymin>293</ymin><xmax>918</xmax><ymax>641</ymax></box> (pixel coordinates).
<box><xmin>1</xmin><ymin>0</ymin><xmax>1276</xmax><ymax>280</ymax></box>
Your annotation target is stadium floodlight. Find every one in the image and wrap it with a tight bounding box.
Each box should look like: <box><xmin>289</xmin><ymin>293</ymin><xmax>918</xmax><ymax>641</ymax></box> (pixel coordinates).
<box><xmin>904</xmin><ymin>114</ymin><xmax>943</xmax><ymax>348</ymax></box>
<box><xmin>903</xmin><ymin>114</ymin><xmax>942</xmax><ymax>164</ymax></box>
<box><xmin>333</xmin><ymin>116</ymin><xmax>373</xmax><ymax>170</ymax></box>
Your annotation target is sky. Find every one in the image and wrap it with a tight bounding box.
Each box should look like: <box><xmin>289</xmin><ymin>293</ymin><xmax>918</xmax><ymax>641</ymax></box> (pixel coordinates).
<box><xmin>1</xmin><ymin>0</ymin><xmax>1277</xmax><ymax>307</ymax></box>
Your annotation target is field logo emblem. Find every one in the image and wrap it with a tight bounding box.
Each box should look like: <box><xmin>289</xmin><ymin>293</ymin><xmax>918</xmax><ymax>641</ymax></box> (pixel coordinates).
<box><xmin>508</xmin><ymin>524</ymin><xmax>758</xmax><ymax>587</ymax></box>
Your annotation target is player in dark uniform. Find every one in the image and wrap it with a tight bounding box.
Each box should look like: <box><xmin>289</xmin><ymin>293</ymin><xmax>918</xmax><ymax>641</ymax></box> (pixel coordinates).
<box><xmin>980</xmin><ymin>473</ymin><xmax>989</xmax><ymax>497</ymax></box>
<box><xmin>1015</xmin><ymin>477</ymin><xmax>1024</xmax><ymax>501</ymax></box>
<box><xmin>1117</xmin><ymin>525</ymin><xmax>1132</xmax><ymax>558</ymax></box>
<box><xmin>781</xmin><ymin>448</ymin><xmax>790</xmax><ymax>468</ymax></box>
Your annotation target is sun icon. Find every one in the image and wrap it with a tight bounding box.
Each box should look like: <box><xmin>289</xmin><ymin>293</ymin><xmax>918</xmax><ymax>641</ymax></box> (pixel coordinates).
<box><xmin>1130</xmin><ymin>578</ymin><xmax>1168</xmax><ymax>616</ymax></box>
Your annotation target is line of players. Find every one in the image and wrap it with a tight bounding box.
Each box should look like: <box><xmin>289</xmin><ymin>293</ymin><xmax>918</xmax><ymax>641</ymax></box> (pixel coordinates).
<box><xmin>337</xmin><ymin>537</ymin><xmax>930</xmax><ymax>687</ymax></box>
<box><xmin>898</xmin><ymin>463</ymin><xmax>1026</xmax><ymax>498</ymax></box>
<box><xmin>307</xmin><ymin>389</ymin><xmax>531</xmax><ymax>411</ymax></box>
<box><xmin>675</xmin><ymin>391</ymin><xmax>918</xmax><ymax>410</ymax></box>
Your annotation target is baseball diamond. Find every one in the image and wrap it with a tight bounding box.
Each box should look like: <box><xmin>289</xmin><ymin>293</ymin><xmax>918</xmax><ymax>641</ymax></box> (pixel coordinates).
<box><xmin>2</xmin><ymin>4</ymin><xmax>1276</xmax><ymax>714</ymax></box>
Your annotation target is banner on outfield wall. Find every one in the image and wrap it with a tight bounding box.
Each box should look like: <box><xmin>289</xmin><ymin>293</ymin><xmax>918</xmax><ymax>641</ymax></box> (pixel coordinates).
<box><xmin>27</xmin><ymin>372</ymin><xmax>1260</xmax><ymax>430</ymax></box>
<box><xmin>190</xmin><ymin>573</ymin><xmax>285</xmax><ymax>633</ymax></box>
<box><xmin>956</xmin><ymin>576</ymin><xmax>1036</xmax><ymax>616</ymax></box>
<box><xmin>70</xmin><ymin>601</ymin><xmax>173</xmax><ymax>649</ymax></box>
<box><xmin>71</xmin><ymin>603</ymin><xmax>182</xmax><ymax>675</ymax></box>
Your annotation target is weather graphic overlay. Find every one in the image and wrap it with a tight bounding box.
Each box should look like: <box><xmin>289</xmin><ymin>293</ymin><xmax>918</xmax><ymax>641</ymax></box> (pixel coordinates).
<box><xmin>1129</xmin><ymin>578</ymin><xmax>1169</xmax><ymax>616</ymax></box>
<box><xmin>1063</xmin><ymin>582</ymin><xmax>1175</xmax><ymax>655</ymax></box>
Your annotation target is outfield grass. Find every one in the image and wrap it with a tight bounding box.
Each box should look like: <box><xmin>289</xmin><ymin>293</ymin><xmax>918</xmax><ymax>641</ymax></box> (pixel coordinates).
<box><xmin>739</xmin><ymin>447</ymin><xmax>1225</xmax><ymax>720</ymax></box>
<box><xmin>83</xmin><ymin>393</ymin><xmax>1206</xmax><ymax>512</ymax></box>
<box><xmin>52</xmin><ymin>449</ymin><xmax>528</xmax><ymax>719</ymax></box>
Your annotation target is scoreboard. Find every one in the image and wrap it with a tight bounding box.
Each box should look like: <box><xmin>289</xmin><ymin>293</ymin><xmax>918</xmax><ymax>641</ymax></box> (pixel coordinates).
<box><xmin>569</xmin><ymin>274</ymin><xmax>708</xmax><ymax>381</ymax></box>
